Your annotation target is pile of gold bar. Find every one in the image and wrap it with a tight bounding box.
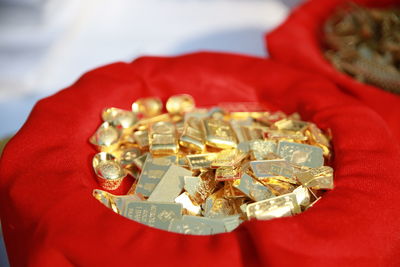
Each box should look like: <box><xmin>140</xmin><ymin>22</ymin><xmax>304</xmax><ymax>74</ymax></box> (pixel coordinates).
<box><xmin>91</xmin><ymin>94</ymin><xmax>334</xmax><ymax>235</ymax></box>
<box><xmin>324</xmin><ymin>3</ymin><xmax>400</xmax><ymax>94</ymax></box>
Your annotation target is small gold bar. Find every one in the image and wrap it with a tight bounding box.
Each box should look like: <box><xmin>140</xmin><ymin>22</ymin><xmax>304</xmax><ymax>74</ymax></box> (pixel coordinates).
<box><xmin>202</xmin><ymin>118</ymin><xmax>237</xmax><ymax>149</ymax></box>
<box><xmin>215</xmin><ymin>166</ymin><xmax>241</xmax><ymax>181</ymax></box>
<box><xmin>232</xmin><ymin>172</ymin><xmax>275</xmax><ymax>201</ymax></box>
<box><xmin>93</xmin><ymin>189</ymin><xmax>143</xmax><ymax>214</ymax></box>
<box><xmin>274</xmin><ymin>118</ymin><xmax>309</xmax><ymax>133</ymax></box>
<box><xmin>211</xmin><ymin>148</ymin><xmax>246</xmax><ymax>168</ymax></box>
<box><xmin>249</xmin><ymin>140</ymin><xmax>277</xmax><ymax>160</ymax></box>
<box><xmin>186</xmin><ymin>153</ymin><xmax>216</xmax><ymax>170</ymax></box>
<box><xmin>150</xmin><ymin>134</ymin><xmax>179</xmax><ymax>155</ymax></box>
<box><xmin>250</xmin><ymin>159</ymin><xmax>297</xmax><ymax>183</ymax></box>
<box><xmin>134</xmin><ymin>155</ymin><xmax>177</xmax><ymax>197</ymax></box>
<box><xmin>295</xmin><ymin>166</ymin><xmax>333</xmax><ymax>189</ymax></box>
<box><xmin>179</xmin><ymin>117</ymin><xmax>205</xmax><ymax>152</ymax></box>
<box><xmin>123</xmin><ymin>200</ymin><xmax>182</xmax><ymax>230</ymax></box>
<box><xmin>302</xmin><ymin>166</ymin><xmax>334</xmax><ymax>190</ymax></box>
<box><xmin>230</xmin><ymin>118</ymin><xmax>253</xmax><ymax>142</ymax></box>
<box><xmin>246</xmin><ymin>193</ymin><xmax>301</xmax><ymax>220</ymax></box>
<box><xmin>149</xmin><ymin>121</ymin><xmax>178</xmax><ymax>155</ymax></box>
<box><xmin>264</xmin><ymin>130</ymin><xmax>308</xmax><ymax>142</ymax></box>
<box><xmin>277</xmin><ymin>141</ymin><xmax>324</xmax><ymax>168</ymax></box>
<box><xmin>148</xmin><ymin>165</ymin><xmax>192</xmax><ymax>202</ymax></box>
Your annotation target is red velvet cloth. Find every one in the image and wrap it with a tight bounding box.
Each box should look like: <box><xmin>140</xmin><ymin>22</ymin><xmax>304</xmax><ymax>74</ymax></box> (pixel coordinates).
<box><xmin>1</xmin><ymin>52</ymin><xmax>400</xmax><ymax>266</ymax></box>
<box><xmin>266</xmin><ymin>0</ymin><xmax>400</xmax><ymax>144</ymax></box>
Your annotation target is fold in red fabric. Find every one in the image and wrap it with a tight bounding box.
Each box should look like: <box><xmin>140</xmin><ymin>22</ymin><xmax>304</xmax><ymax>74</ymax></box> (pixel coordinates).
<box><xmin>266</xmin><ymin>0</ymin><xmax>400</xmax><ymax>144</ymax></box>
<box><xmin>1</xmin><ymin>52</ymin><xmax>400</xmax><ymax>267</ymax></box>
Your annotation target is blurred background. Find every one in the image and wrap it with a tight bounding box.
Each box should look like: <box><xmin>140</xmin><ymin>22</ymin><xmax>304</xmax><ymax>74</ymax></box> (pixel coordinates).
<box><xmin>0</xmin><ymin>0</ymin><xmax>302</xmax><ymax>265</ymax></box>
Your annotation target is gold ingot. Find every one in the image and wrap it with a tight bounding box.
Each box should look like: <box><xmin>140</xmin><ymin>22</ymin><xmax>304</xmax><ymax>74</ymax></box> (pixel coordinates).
<box><xmin>246</xmin><ymin>193</ymin><xmax>301</xmax><ymax>220</ymax></box>
<box><xmin>90</xmin><ymin>122</ymin><xmax>121</xmax><ymax>152</ymax></box>
<box><xmin>93</xmin><ymin>152</ymin><xmax>127</xmax><ymax>190</ymax></box>
<box><xmin>264</xmin><ymin>129</ymin><xmax>307</xmax><ymax>142</ymax></box>
<box><xmin>90</xmin><ymin>94</ymin><xmax>334</xmax><ymax>233</ymax></box>
<box><xmin>215</xmin><ymin>166</ymin><xmax>241</xmax><ymax>181</ymax></box>
<box><xmin>166</xmin><ymin>94</ymin><xmax>195</xmax><ymax>114</ymax></box>
<box><xmin>149</xmin><ymin>122</ymin><xmax>178</xmax><ymax>155</ymax></box>
<box><xmin>211</xmin><ymin>149</ymin><xmax>246</xmax><ymax>168</ymax></box>
<box><xmin>274</xmin><ymin>119</ymin><xmax>308</xmax><ymax>133</ymax></box>
<box><xmin>132</xmin><ymin>97</ymin><xmax>163</xmax><ymax>117</ymax></box>
<box><xmin>186</xmin><ymin>153</ymin><xmax>216</xmax><ymax>170</ymax></box>
<box><xmin>203</xmin><ymin>118</ymin><xmax>237</xmax><ymax>149</ymax></box>
<box><xmin>102</xmin><ymin>107</ymin><xmax>137</xmax><ymax>128</ymax></box>
<box><xmin>179</xmin><ymin>117</ymin><xmax>205</xmax><ymax>152</ymax></box>
<box><xmin>150</xmin><ymin>134</ymin><xmax>179</xmax><ymax>155</ymax></box>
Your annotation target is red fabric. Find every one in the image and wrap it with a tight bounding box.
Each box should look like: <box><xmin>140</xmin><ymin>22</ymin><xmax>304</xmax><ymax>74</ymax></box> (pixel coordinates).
<box><xmin>1</xmin><ymin>52</ymin><xmax>400</xmax><ymax>267</ymax></box>
<box><xmin>266</xmin><ymin>0</ymin><xmax>400</xmax><ymax>144</ymax></box>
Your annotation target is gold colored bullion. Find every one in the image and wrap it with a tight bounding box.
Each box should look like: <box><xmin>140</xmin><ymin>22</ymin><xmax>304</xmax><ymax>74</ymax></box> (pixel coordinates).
<box><xmin>102</xmin><ymin>107</ymin><xmax>137</xmax><ymax>129</ymax></box>
<box><xmin>203</xmin><ymin>118</ymin><xmax>237</xmax><ymax>149</ymax></box>
<box><xmin>179</xmin><ymin>117</ymin><xmax>205</xmax><ymax>152</ymax></box>
<box><xmin>93</xmin><ymin>152</ymin><xmax>127</xmax><ymax>190</ymax></box>
<box><xmin>132</xmin><ymin>97</ymin><xmax>162</xmax><ymax>117</ymax></box>
<box><xmin>90</xmin><ymin>94</ymin><xmax>334</xmax><ymax>235</ymax></box>
<box><xmin>90</xmin><ymin>122</ymin><xmax>121</xmax><ymax>152</ymax></box>
<box><xmin>166</xmin><ymin>94</ymin><xmax>195</xmax><ymax>114</ymax></box>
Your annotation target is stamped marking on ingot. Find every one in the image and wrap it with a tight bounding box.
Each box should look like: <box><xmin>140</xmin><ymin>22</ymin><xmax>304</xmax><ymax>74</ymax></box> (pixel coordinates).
<box><xmin>93</xmin><ymin>152</ymin><xmax>127</xmax><ymax>190</ymax></box>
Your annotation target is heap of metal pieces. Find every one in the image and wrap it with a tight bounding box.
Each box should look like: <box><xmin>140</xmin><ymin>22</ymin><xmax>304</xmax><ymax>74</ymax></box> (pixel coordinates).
<box><xmin>91</xmin><ymin>94</ymin><xmax>334</xmax><ymax>235</ymax></box>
